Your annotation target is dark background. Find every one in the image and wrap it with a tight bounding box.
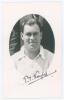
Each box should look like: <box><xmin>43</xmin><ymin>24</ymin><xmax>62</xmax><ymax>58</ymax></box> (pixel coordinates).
<box><xmin>9</xmin><ymin>14</ymin><xmax>55</xmax><ymax>56</ymax></box>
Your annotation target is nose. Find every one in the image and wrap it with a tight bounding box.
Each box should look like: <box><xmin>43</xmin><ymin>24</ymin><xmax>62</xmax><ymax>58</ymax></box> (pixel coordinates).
<box><xmin>30</xmin><ymin>34</ymin><xmax>34</xmax><ymax>40</ymax></box>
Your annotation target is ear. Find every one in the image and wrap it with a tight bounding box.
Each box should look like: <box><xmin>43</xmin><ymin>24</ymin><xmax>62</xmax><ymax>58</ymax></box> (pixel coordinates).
<box><xmin>20</xmin><ymin>32</ymin><xmax>24</xmax><ymax>40</ymax></box>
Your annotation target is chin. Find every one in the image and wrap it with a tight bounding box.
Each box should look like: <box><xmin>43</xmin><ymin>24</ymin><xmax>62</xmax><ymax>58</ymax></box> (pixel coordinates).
<box><xmin>29</xmin><ymin>47</ymin><xmax>38</xmax><ymax>52</ymax></box>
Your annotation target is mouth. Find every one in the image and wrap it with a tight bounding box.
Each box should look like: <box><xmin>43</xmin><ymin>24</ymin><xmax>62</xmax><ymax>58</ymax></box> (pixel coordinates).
<box><xmin>29</xmin><ymin>42</ymin><xmax>37</xmax><ymax>45</ymax></box>
<box><xmin>29</xmin><ymin>43</ymin><xmax>36</xmax><ymax>47</ymax></box>
<box><xmin>30</xmin><ymin>42</ymin><xmax>36</xmax><ymax>44</ymax></box>
<box><xmin>29</xmin><ymin>42</ymin><xmax>38</xmax><ymax>43</ymax></box>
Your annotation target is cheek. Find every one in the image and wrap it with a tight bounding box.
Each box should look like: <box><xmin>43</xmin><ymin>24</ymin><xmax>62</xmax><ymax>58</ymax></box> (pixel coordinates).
<box><xmin>24</xmin><ymin>36</ymin><xmax>29</xmax><ymax>42</ymax></box>
<box><xmin>36</xmin><ymin>35</ymin><xmax>42</xmax><ymax>41</ymax></box>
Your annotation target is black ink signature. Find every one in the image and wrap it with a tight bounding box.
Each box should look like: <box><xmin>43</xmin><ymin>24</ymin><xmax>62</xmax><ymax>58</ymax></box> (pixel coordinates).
<box><xmin>23</xmin><ymin>70</ymin><xmax>57</xmax><ymax>85</ymax></box>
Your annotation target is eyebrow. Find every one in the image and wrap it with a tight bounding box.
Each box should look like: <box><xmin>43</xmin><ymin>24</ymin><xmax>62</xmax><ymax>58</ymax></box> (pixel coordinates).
<box><xmin>25</xmin><ymin>32</ymin><xmax>39</xmax><ymax>35</ymax></box>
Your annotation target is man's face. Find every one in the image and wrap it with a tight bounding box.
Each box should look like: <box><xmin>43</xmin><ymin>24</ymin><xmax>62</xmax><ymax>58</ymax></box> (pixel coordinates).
<box><xmin>21</xmin><ymin>24</ymin><xmax>42</xmax><ymax>52</ymax></box>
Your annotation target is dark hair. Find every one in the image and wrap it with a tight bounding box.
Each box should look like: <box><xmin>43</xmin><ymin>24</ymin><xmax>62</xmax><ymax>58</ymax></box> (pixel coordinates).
<box><xmin>21</xmin><ymin>16</ymin><xmax>43</xmax><ymax>33</ymax></box>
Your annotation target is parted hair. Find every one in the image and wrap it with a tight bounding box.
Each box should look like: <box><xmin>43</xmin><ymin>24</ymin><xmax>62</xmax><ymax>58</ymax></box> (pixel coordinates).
<box><xmin>20</xmin><ymin>14</ymin><xmax>43</xmax><ymax>33</ymax></box>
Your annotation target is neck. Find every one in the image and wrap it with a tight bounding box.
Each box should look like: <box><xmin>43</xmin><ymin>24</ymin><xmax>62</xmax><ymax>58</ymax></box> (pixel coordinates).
<box><xmin>24</xmin><ymin>48</ymin><xmax>40</xmax><ymax>60</ymax></box>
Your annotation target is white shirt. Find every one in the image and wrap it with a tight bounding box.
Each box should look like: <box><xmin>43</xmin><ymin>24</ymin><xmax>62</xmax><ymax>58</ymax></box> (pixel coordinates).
<box><xmin>12</xmin><ymin>45</ymin><xmax>54</xmax><ymax>85</ymax></box>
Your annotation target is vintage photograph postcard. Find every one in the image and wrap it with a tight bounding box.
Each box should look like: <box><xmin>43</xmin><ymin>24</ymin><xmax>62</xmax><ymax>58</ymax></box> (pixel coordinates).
<box><xmin>0</xmin><ymin>1</ymin><xmax>63</xmax><ymax>98</ymax></box>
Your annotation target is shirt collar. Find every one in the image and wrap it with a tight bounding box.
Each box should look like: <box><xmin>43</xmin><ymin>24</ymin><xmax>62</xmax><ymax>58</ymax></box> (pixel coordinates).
<box><xmin>18</xmin><ymin>45</ymin><xmax>45</xmax><ymax>60</ymax></box>
<box><xmin>39</xmin><ymin>45</ymin><xmax>45</xmax><ymax>60</ymax></box>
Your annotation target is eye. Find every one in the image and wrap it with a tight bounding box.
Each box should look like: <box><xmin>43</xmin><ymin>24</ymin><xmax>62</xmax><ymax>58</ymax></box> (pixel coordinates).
<box><xmin>26</xmin><ymin>33</ymin><xmax>31</xmax><ymax>36</ymax></box>
<box><xmin>33</xmin><ymin>32</ymin><xmax>38</xmax><ymax>36</ymax></box>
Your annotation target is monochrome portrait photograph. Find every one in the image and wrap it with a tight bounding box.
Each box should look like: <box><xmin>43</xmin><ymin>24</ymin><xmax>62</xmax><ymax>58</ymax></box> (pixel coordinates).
<box><xmin>9</xmin><ymin>14</ymin><xmax>55</xmax><ymax>85</ymax></box>
<box><xmin>3</xmin><ymin>2</ymin><xmax>62</xmax><ymax>98</ymax></box>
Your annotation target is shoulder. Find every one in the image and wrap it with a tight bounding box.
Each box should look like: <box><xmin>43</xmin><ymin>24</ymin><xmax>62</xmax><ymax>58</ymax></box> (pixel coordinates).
<box><xmin>43</xmin><ymin>48</ymin><xmax>54</xmax><ymax>63</ymax></box>
<box><xmin>11</xmin><ymin>50</ymin><xmax>21</xmax><ymax>62</ymax></box>
<box><xmin>11</xmin><ymin>46</ymin><xmax>24</xmax><ymax>61</ymax></box>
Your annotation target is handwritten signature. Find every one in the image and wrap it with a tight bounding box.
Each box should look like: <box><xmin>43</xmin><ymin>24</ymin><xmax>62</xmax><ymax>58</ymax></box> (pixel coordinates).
<box><xmin>23</xmin><ymin>70</ymin><xmax>57</xmax><ymax>85</ymax></box>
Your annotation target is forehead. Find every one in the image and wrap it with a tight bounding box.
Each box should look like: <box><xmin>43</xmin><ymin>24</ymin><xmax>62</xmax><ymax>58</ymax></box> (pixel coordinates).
<box><xmin>23</xmin><ymin>24</ymin><xmax>40</xmax><ymax>33</ymax></box>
